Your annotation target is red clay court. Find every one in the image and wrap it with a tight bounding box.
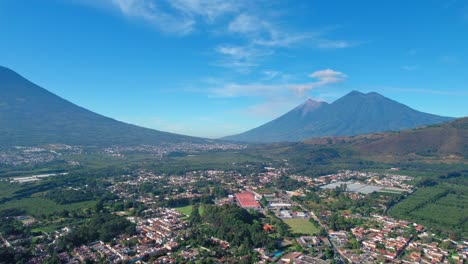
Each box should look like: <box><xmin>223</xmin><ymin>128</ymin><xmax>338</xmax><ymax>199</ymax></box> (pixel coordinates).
<box><xmin>235</xmin><ymin>191</ymin><xmax>261</xmax><ymax>209</ymax></box>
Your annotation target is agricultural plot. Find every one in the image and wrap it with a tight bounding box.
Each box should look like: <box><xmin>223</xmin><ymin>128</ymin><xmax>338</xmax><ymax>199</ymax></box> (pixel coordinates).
<box><xmin>389</xmin><ymin>184</ymin><xmax>468</xmax><ymax>239</ymax></box>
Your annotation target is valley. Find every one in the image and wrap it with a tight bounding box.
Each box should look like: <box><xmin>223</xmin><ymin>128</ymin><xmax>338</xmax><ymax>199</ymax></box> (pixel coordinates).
<box><xmin>1</xmin><ymin>68</ymin><xmax>467</xmax><ymax>263</ymax></box>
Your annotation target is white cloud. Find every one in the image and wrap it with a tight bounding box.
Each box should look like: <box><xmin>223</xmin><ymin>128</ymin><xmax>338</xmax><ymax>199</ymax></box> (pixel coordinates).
<box><xmin>309</xmin><ymin>69</ymin><xmax>347</xmax><ymax>83</ymax></box>
<box><xmin>286</xmin><ymin>69</ymin><xmax>347</xmax><ymax>95</ymax></box>
<box><xmin>208</xmin><ymin>69</ymin><xmax>347</xmax><ymax>97</ymax></box>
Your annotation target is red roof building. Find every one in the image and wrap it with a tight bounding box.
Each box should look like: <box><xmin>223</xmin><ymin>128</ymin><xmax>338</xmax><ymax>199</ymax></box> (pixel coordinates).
<box><xmin>235</xmin><ymin>191</ymin><xmax>261</xmax><ymax>209</ymax></box>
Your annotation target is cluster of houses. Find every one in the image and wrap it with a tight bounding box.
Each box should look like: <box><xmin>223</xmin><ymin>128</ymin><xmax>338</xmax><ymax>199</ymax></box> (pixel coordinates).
<box><xmin>102</xmin><ymin>142</ymin><xmax>246</xmax><ymax>159</ymax></box>
<box><xmin>403</xmin><ymin>236</ymin><xmax>467</xmax><ymax>263</ymax></box>
<box><xmin>291</xmin><ymin>170</ymin><xmax>414</xmax><ymax>193</ymax></box>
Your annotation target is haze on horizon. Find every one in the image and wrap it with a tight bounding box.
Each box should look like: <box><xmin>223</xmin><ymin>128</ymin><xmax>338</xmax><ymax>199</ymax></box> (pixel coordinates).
<box><xmin>1</xmin><ymin>0</ymin><xmax>467</xmax><ymax>138</ymax></box>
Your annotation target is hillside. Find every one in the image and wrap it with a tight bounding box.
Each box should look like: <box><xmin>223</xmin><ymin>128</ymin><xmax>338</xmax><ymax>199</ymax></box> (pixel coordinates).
<box><xmin>223</xmin><ymin>91</ymin><xmax>453</xmax><ymax>143</ymax></box>
<box><xmin>305</xmin><ymin>117</ymin><xmax>468</xmax><ymax>161</ymax></box>
<box><xmin>0</xmin><ymin>66</ymin><xmax>206</xmax><ymax>147</ymax></box>
<box><xmin>353</xmin><ymin>117</ymin><xmax>468</xmax><ymax>160</ymax></box>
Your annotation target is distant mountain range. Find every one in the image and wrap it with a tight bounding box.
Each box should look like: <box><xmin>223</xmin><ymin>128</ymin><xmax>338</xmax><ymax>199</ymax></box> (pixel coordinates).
<box><xmin>0</xmin><ymin>66</ymin><xmax>206</xmax><ymax>147</ymax></box>
<box><xmin>223</xmin><ymin>91</ymin><xmax>454</xmax><ymax>143</ymax></box>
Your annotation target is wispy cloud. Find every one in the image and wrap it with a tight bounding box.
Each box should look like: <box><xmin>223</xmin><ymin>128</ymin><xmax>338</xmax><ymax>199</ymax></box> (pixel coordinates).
<box><xmin>76</xmin><ymin>0</ymin><xmax>359</xmax><ymax>71</ymax></box>
<box><xmin>208</xmin><ymin>69</ymin><xmax>347</xmax><ymax>98</ymax></box>
<box><xmin>218</xmin><ymin>12</ymin><xmax>356</xmax><ymax>70</ymax></box>
<box><xmin>440</xmin><ymin>55</ymin><xmax>458</xmax><ymax>64</ymax></box>
<box><xmin>108</xmin><ymin>0</ymin><xmax>195</xmax><ymax>34</ymax></box>
<box><xmin>401</xmin><ymin>65</ymin><xmax>419</xmax><ymax>71</ymax></box>
<box><xmin>214</xmin><ymin>44</ymin><xmax>274</xmax><ymax>72</ymax></box>
<box><xmin>77</xmin><ymin>0</ymin><xmax>238</xmax><ymax>35</ymax></box>
<box><xmin>242</xmin><ymin>98</ymin><xmax>303</xmax><ymax>118</ymax></box>
<box><xmin>314</xmin><ymin>39</ymin><xmax>354</xmax><ymax>49</ymax></box>
<box><xmin>169</xmin><ymin>0</ymin><xmax>239</xmax><ymax>22</ymax></box>
<box><xmin>228</xmin><ymin>13</ymin><xmax>264</xmax><ymax>34</ymax></box>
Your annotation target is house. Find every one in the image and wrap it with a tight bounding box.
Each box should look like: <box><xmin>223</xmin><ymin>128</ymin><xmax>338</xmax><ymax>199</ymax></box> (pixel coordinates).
<box><xmin>279</xmin><ymin>252</ymin><xmax>303</xmax><ymax>263</ymax></box>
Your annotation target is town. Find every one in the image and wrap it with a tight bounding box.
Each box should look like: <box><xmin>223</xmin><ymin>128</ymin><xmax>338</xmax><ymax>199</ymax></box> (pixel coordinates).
<box><xmin>1</xmin><ymin>166</ymin><xmax>466</xmax><ymax>263</ymax></box>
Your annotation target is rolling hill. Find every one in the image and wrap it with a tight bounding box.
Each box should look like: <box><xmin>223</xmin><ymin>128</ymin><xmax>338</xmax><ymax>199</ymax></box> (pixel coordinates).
<box><xmin>223</xmin><ymin>91</ymin><xmax>453</xmax><ymax>143</ymax></box>
<box><xmin>0</xmin><ymin>66</ymin><xmax>206</xmax><ymax>147</ymax></box>
<box><xmin>304</xmin><ymin>117</ymin><xmax>468</xmax><ymax>161</ymax></box>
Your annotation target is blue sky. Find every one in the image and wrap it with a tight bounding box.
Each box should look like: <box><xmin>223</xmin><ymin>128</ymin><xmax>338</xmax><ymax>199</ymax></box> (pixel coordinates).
<box><xmin>1</xmin><ymin>0</ymin><xmax>467</xmax><ymax>138</ymax></box>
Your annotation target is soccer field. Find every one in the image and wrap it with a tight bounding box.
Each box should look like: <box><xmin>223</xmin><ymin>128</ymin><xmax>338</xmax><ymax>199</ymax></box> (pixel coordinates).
<box><xmin>283</xmin><ymin>218</ymin><xmax>319</xmax><ymax>235</ymax></box>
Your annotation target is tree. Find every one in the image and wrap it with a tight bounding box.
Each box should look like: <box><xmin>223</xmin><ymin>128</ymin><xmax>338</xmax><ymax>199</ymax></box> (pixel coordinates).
<box><xmin>323</xmin><ymin>248</ymin><xmax>334</xmax><ymax>259</ymax></box>
<box><xmin>95</xmin><ymin>199</ymin><xmax>104</xmax><ymax>213</ymax></box>
<box><xmin>189</xmin><ymin>205</ymin><xmax>201</xmax><ymax>225</ymax></box>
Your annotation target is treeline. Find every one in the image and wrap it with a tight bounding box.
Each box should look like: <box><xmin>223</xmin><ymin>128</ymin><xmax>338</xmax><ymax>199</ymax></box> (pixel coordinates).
<box><xmin>0</xmin><ymin>166</ymin><xmax>127</xmax><ymax>204</ymax></box>
<box><xmin>186</xmin><ymin>204</ymin><xmax>277</xmax><ymax>257</ymax></box>
<box><xmin>275</xmin><ymin>176</ymin><xmax>303</xmax><ymax>191</ymax></box>
<box><xmin>0</xmin><ymin>218</ymin><xmax>30</xmax><ymax>237</ymax></box>
<box><xmin>0</xmin><ymin>218</ymin><xmax>33</xmax><ymax>263</ymax></box>
<box><xmin>58</xmin><ymin>213</ymin><xmax>135</xmax><ymax>249</ymax></box>
<box><xmin>44</xmin><ymin>188</ymin><xmax>99</xmax><ymax>204</ymax></box>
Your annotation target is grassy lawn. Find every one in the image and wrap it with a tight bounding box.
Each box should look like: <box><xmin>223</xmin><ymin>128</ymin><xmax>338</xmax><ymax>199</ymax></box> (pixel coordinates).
<box><xmin>174</xmin><ymin>205</ymin><xmax>193</xmax><ymax>216</ymax></box>
<box><xmin>283</xmin><ymin>218</ymin><xmax>319</xmax><ymax>236</ymax></box>
<box><xmin>174</xmin><ymin>205</ymin><xmax>205</xmax><ymax>217</ymax></box>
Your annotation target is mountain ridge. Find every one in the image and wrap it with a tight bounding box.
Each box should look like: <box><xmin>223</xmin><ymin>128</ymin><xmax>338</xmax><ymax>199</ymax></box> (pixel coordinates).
<box><xmin>0</xmin><ymin>66</ymin><xmax>207</xmax><ymax>147</ymax></box>
<box><xmin>304</xmin><ymin>117</ymin><xmax>468</xmax><ymax>161</ymax></box>
<box><xmin>223</xmin><ymin>91</ymin><xmax>454</xmax><ymax>143</ymax></box>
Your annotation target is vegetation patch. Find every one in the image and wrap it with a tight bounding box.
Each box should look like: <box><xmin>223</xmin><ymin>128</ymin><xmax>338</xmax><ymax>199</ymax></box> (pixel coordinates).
<box><xmin>0</xmin><ymin>197</ymin><xmax>96</xmax><ymax>217</ymax></box>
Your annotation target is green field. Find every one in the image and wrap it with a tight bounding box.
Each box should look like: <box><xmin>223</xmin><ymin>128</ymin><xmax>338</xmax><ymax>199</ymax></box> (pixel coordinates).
<box><xmin>283</xmin><ymin>218</ymin><xmax>319</xmax><ymax>235</ymax></box>
<box><xmin>0</xmin><ymin>182</ymin><xmax>22</xmax><ymax>199</ymax></box>
<box><xmin>0</xmin><ymin>197</ymin><xmax>96</xmax><ymax>216</ymax></box>
<box><xmin>174</xmin><ymin>205</ymin><xmax>205</xmax><ymax>217</ymax></box>
<box><xmin>174</xmin><ymin>205</ymin><xmax>194</xmax><ymax>216</ymax></box>
<box><xmin>379</xmin><ymin>188</ymin><xmax>406</xmax><ymax>194</ymax></box>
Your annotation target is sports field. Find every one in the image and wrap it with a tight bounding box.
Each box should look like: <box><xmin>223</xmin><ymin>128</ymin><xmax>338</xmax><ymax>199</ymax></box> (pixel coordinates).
<box><xmin>283</xmin><ymin>218</ymin><xmax>319</xmax><ymax>235</ymax></box>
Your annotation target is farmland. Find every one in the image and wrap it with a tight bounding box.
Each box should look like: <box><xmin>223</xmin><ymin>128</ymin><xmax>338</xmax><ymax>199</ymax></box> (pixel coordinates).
<box><xmin>389</xmin><ymin>181</ymin><xmax>468</xmax><ymax>239</ymax></box>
